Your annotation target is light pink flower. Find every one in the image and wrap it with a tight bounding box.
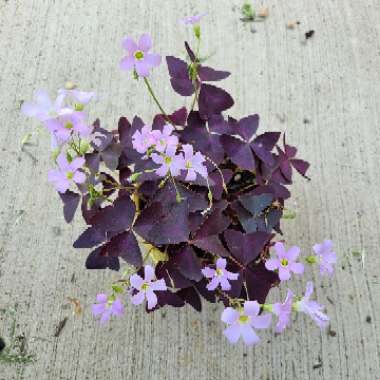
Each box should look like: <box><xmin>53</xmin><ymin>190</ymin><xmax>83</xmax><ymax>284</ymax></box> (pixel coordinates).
<box><xmin>45</xmin><ymin>111</ymin><xmax>93</xmax><ymax>144</ymax></box>
<box><xmin>221</xmin><ymin>301</ymin><xmax>272</xmax><ymax>346</ymax></box>
<box><xmin>154</xmin><ymin>124</ymin><xmax>178</xmax><ymax>153</ymax></box>
<box><xmin>130</xmin><ymin>265</ymin><xmax>167</xmax><ymax>310</ymax></box>
<box><xmin>182</xmin><ymin>144</ymin><xmax>208</xmax><ymax>181</ymax></box>
<box><xmin>272</xmin><ymin>289</ymin><xmax>294</xmax><ymax>333</ymax></box>
<box><xmin>48</xmin><ymin>153</ymin><xmax>86</xmax><ymax>193</ymax></box>
<box><xmin>294</xmin><ymin>282</ymin><xmax>329</xmax><ymax>329</ymax></box>
<box><xmin>120</xmin><ymin>34</ymin><xmax>161</xmax><ymax>77</ymax></box>
<box><xmin>151</xmin><ymin>144</ymin><xmax>185</xmax><ymax>177</ymax></box>
<box><xmin>132</xmin><ymin>124</ymin><xmax>159</xmax><ymax>154</ymax></box>
<box><xmin>58</xmin><ymin>88</ymin><xmax>96</xmax><ymax>105</ymax></box>
<box><xmin>92</xmin><ymin>294</ymin><xmax>124</xmax><ymax>324</ymax></box>
<box><xmin>181</xmin><ymin>13</ymin><xmax>207</xmax><ymax>25</ymax></box>
<box><xmin>202</xmin><ymin>258</ymin><xmax>239</xmax><ymax>291</ymax></box>
<box><xmin>21</xmin><ymin>89</ymin><xmax>66</xmax><ymax>121</ymax></box>
<box><xmin>265</xmin><ymin>242</ymin><xmax>304</xmax><ymax>281</ymax></box>
<box><xmin>313</xmin><ymin>240</ymin><xmax>337</xmax><ymax>276</ymax></box>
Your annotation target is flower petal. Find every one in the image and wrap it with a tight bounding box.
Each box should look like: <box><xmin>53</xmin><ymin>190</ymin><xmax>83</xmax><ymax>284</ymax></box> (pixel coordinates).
<box><xmin>144</xmin><ymin>265</ymin><xmax>155</xmax><ymax>282</ymax></box>
<box><xmin>223</xmin><ymin>324</ymin><xmax>241</xmax><ymax>344</ymax></box>
<box><xmin>130</xmin><ymin>274</ymin><xmax>144</xmax><ymax>290</ymax></box>
<box><xmin>131</xmin><ymin>291</ymin><xmax>145</xmax><ymax>305</ymax></box>
<box><xmin>251</xmin><ymin>313</ymin><xmax>272</xmax><ymax>329</ymax></box>
<box><xmin>265</xmin><ymin>258</ymin><xmax>279</xmax><ymax>271</ymax></box>
<box><xmin>144</xmin><ymin>53</ymin><xmax>161</xmax><ymax>67</ymax></box>
<box><xmin>146</xmin><ymin>290</ymin><xmax>158</xmax><ymax>310</ymax></box>
<box><xmin>150</xmin><ymin>278</ymin><xmax>167</xmax><ymax>291</ymax></box>
<box><xmin>244</xmin><ymin>301</ymin><xmax>260</xmax><ymax>317</ymax></box>
<box><xmin>278</xmin><ymin>267</ymin><xmax>291</xmax><ymax>281</ymax></box>
<box><xmin>240</xmin><ymin>324</ymin><xmax>260</xmax><ymax>346</ymax></box>
<box><xmin>120</xmin><ymin>55</ymin><xmax>135</xmax><ymax>71</ymax></box>
<box><xmin>122</xmin><ymin>36</ymin><xmax>138</xmax><ymax>53</ymax></box>
<box><xmin>216</xmin><ymin>257</ymin><xmax>227</xmax><ymax>269</ymax></box>
<box><xmin>290</xmin><ymin>262</ymin><xmax>304</xmax><ymax>274</ymax></box>
<box><xmin>201</xmin><ymin>267</ymin><xmax>215</xmax><ymax>278</ymax></box>
<box><xmin>286</xmin><ymin>246</ymin><xmax>301</xmax><ymax>261</ymax></box>
<box><xmin>73</xmin><ymin>171</ymin><xmax>86</xmax><ymax>184</ymax></box>
<box><xmin>138</xmin><ymin>34</ymin><xmax>152</xmax><ymax>52</ymax></box>
<box><xmin>221</xmin><ymin>307</ymin><xmax>239</xmax><ymax>324</ymax></box>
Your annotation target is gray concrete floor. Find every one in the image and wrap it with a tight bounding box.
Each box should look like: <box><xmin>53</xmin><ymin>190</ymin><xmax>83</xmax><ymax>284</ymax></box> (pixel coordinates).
<box><xmin>0</xmin><ymin>1</ymin><xmax>379</xmax><ymax>379</ymax></box>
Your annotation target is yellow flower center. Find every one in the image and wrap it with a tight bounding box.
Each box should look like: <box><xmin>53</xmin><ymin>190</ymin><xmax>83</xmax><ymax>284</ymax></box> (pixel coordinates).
<box><xmin>281</xmin><ymin>258</ymin><xmax>289</xmax><ymax>267</ymax></box>
<box><xmin>215</xmin><ymin>268</ymin><xmax>224</xmax><ymax>277</ymax></box>
<box><xmin>135</xmin><ymin>51</ymin><xmax>144</xmax><ymax>60</ymax></box>
<box><xmin>142</xmin><ymin>283</ymin><xmax>150</xmax><ymax>291</ymax></box>
<box><xmin>66</xmin><ymin>171</ymin><xmax>74</xmax><ymax>179</ymax></box>
<box><xmin>239</xmin><ymin>315</ymin><xmax>250</xmax><ymax>324</ymax></box>
<box><xmin>185</xmin><ymin>160</ymin><xmax>192</xmax><ymax>169</ymax></box>
<box><xmin>65</xmin><ymin>122</ymin><xmax>73</xmax><ymax>130</ymax></box>
<box><xmin>164</xmin><ymin>156</ymin><xmax>172</xmax><ymax>165</ymax></box>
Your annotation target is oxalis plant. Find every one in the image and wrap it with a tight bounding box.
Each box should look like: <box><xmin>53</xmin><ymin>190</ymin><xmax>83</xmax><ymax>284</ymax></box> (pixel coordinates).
<box><xmin>21</xmin><ymin>14</ymin><xmax>337</xmax><ymax>346</ymax></box>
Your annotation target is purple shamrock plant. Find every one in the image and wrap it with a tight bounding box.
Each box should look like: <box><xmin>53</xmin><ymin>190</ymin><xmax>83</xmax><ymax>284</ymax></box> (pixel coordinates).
<box><xmin>22</xmin><ymin>14</ymin><xmax>337</xmax><ymax>345</ymax></box>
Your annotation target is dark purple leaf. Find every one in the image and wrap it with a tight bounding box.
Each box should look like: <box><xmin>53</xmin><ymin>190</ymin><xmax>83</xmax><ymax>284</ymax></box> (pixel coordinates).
<box><xmin>195</xmin><ymin>279</ymin><xmax>216</xmax><ymax>303</ymax></box>
<box><xmin>168</xmin><ymin>107</ymin><xmax>188</xmax><ymax>126</ymax></box>
<box><xmin>221</xmin><ymin>135</ymin><xmax>256</xmax><ymax>170</ymax></box>
<box><xmin>184</xmin><ymin>41</ymin><xmax>196</xmax><ymax>62</ymax></box>
<box><xmin>174</xmin><ymin>246</ymin><xmax>203</xmax><ymax>281</ymax></box>
<box><xmin>73</xmin><ymin>226</ymin><xmax>106</xmax><ymax>248</ymax></box>
<box><xmin>193</xmin><ymin>235</ymin><xmax>230</xmax><ymax>257</ymax></box>
<box><xmin>239</xmin><ymin>193</ymin><xmax>273</xmax><ymax>216</ymax></box>
<box><xmin>134</xmin><ymin>201</ymin><xmax>190</xmax><ymax>245</ymax></box>
<box><xmin>199</xmin><ymin>84</ymin><xmax>234</xmax><ymax>118</ymax></box>
<box><xmin>177</xmin><ymin>287</ymin><xmax>202</xmax><ymax>311</ymax></box>
<box><xmin>59</xmin><ymin>190</ymin><xmax>80</xmax><ymax>223</ymax></box>
<box><xmin>91</xmin><ymin>195</ymin><xmax>135</xmax><ymax>235</ymax></box>
<box><xmin>118</xmin><ymin>116</ymin><xmax>131</xmax><ymax>145</ymax></box>
<box><xmin>101</xmin><ymin>142</ymin><xmax>122</xmax><ymax>170</ymax></box>
<box><xmin>209</xmin><ymin>169</ymin><xmax>233</xmax><ymax>200</ymax></box>
<box><xmin>85</xmin><ymin>245</ymin><xmax>120</xmax><ymax>271</ymax></box>
<box><xmin>166</xmin><ymin>56</ymin><xmax>194</xmax><ymax>96</ymax></box>
<box><xmin>85</xmin><ymin>152</ymin><xmax>100</xmax><ymax>174</ymax></box>
<box><xmin>108</xmin><ymin>231</ymin><xmax>142</xmax><ymax>267</ymax></box>
<box><xmin>198</xmin><ymin>66</ymin><xmax>230</xmax><ymax>82</ymax></box>
<box><xmin>157</xmin><ymin>291</ymin><xmax>186</xmax><ymax>308</ymax></box>
<box><xmin>244</xmin><ymin>262</ymin><xmax>279</xmax><ymax>303</ymax></box>
<box><xmin>156</xmin><ymin>260</ymin><xmax>194</xmax><ymax>289</ymax></box>
<box><xmin>236</xmin><ymin>114</ymin><xmax>259</xmax><ymax>141</ymax></box>
<box><xmin>224</xmin><ymin>230</ymin><xmax>271</xmax><ymax>266</ymax></box>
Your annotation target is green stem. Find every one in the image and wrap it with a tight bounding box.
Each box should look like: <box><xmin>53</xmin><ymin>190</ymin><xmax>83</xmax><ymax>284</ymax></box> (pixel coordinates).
<box><xmin>143</xmin><ymin>77</ymin><xmax>173</xmax><ymax>125</ymax></box>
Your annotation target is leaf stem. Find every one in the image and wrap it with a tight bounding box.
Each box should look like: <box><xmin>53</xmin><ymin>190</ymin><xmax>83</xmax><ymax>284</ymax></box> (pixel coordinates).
<box><xmin>143</xmin><ymin>77</ymin><xmax>174</xmax><ymax>125</ymax></box>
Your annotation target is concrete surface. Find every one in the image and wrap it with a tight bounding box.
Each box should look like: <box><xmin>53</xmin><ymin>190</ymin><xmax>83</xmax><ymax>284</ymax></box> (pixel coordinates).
<box><xmin>0</xmin><ymin>0</ymin><xmax>379</xmax><ymax>379</ymax></box>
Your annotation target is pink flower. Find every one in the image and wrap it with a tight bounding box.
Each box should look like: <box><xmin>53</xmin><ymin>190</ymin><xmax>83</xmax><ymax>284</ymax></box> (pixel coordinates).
<box><xmin>151</xmin><ymin>144</ymin><xmax>185</xmax><ymax>177</ymax></box>
<box><xmin>45</xmin><ymin>111</ymin><xmax>93</xmax><ymax>144</ymax></box>
<box><xmin>58</xmin><ymin>88</ymin><xmax>96</xmax><ymax>105</ymax></box>
<box><xmin>181</xmin><ymin>13</ymin><xmax>207</xmax><ymax>25</ymax></box>
<box><xmin>154</xmin><ymin>124</ymin><xmax>179</xmax><ymax>153</ymax></box>
<box><xmin>265</xmin><ymin>242</ymin><xmax>304</xmax><ymax>281</ymax></box>
<box><xmin>120</xmin><ymin>34</ymin><xmax>161</xmax><ymax>77</ymax></box>
<box><xmin>21</xmin><ymin>89</ymin><xmax>66</xmax><ymax>122</ymax></box>
<box><xmin>272</xmin><ymin>289</ymin><xmax>294</xmax><ymax>333</ymax></box>
<box><xmin>313</xmin><ymin>240</ymin><xmax>337</xmax><ymax>276</ymax></box>
<box><xmin>182</xmin><ymin>144</ymin><xmax>208</xmax><ymax>181</ymax></box>
<box><xmin>48</xmin><ymin>153</ymin><xmax>86</xmax><ymax>193</ymax></box>
<box><xmin>221</xmin><ymin>301</ymin><xmax>272</xmax><ymax>346</ymax></box>
<box><xmin>294</xmin><ymin>282</ymin><xmax>329</xmax><ymax>329</ymax></box>
<box><xmin>92</xmin><ymin>294</ymin><xmax>124</xmax><ymax>324</ymax></box>
<box><xmin>130</xmin><ymin>265</ymin><xmax>167</xmax><ymax>310</ymax></box>
<box><xmin>201</xmin><ymin>258</ymin><xmax>239</xmax><ymax>291</ymax></box>
<box><xmin>132</xmin><ymin>124</ymin><xmax>159</xmax><ymax>154</ymax></box>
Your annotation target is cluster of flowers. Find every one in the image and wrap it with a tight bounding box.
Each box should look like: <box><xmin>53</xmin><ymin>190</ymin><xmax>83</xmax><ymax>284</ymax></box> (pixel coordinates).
<box><xmin>22</xmin><ymin>13</ymin><xmax>337</xmax><ymax>347</ymax></box>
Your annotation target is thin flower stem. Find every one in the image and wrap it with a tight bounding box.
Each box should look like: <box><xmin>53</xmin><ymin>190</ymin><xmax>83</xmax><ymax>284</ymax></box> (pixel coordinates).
<box><xmin>143</xmin><ymin>77</ymin><xmax>174</xmax><ymax>125</ymax></box>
